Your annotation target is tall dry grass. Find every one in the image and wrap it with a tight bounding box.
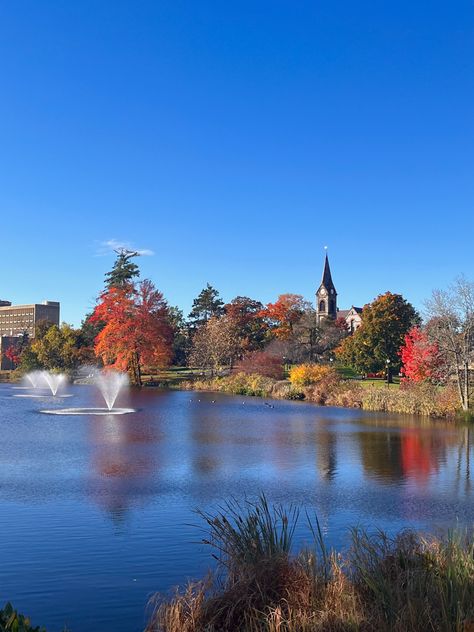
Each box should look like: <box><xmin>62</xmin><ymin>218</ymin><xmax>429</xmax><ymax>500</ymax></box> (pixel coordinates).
<box><xmin>146</xmin><ymin>497</ymin><xmax>474</xmax><ymax>632</ymax></box>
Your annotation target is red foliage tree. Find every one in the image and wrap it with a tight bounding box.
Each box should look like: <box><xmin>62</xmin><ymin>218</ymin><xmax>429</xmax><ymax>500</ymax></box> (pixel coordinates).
<box><xmin>234</xmin><ymin>351</ymin><xmax>285</xmax><ymax>379</ymax></box>
<box><xmin>5</xmin><ymin>344</ymin><xmax>20</xmax><ymax>368</ymax></box>
<box><xmin>400</xmin><ymin>326</ymin><xmax>444</xmax><ymax>383</ymax></box>
<box><xmin>224</xmin><ymin>296</ymin><xmax>267</xmax><ymax>352</ymax></box>
<box><xmin>91</xmin><ymin>280</ymin><xmax>173</xmax><ymax>385</ymax></box>
<box><xmin>258</xmin><ymin>294</ymin><xmax>310</xmax><ymax>340</ymax></box>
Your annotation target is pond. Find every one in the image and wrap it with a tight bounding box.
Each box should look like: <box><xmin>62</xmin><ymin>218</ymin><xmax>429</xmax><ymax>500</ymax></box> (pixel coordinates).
<box><xmin>0</xmin><ymin>384</ymin><xmax>472</xmax><ymax>631</ymax></box>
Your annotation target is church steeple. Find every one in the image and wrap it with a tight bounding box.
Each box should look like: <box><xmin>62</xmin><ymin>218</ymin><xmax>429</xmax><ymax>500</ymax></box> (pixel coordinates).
<box><xmin>321</xmin><ymin>254</ymin><xmax>336</xmax><ymax>294</ymax></box>
<box><xmin>316</xmin><ymin>252</ymin><xmax>337</xmax><ymax>323</ymax></box>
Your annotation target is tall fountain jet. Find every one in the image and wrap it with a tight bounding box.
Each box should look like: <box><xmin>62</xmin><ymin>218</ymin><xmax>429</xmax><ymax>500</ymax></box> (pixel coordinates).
<box><xmin>41</xmin><ymin>369</ymin><xmax>134</xmax><ymax>415</ymax></box>
<box><xmin>96</xmin><ymin>371</ymin><xmax>129</xmax><ymax>411</ymax></box>
<box><xmin>15</xmin><ymin>371</ymin><xmax>70</xmax><ymax>398</ymax></box>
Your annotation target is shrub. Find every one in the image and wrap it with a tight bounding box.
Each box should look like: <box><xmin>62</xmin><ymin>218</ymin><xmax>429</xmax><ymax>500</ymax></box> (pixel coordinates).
<box><xmin>183</xmin><ymin>373</ymin><xmax>277</xmax><ymax>398</ymax></box>
<box><xmin>0</xmin><ymin>603</ymin><xmax>47</xmax><ymax>632</ymax></box>
<box><xmin>289</xmin><ymin>364</ymin><xmax>337</xmax><ymax>387</ymax></box>
<box><xmin>362</xmin><ymin>382</ymin><xmax>458</xmax><ymax>418</ymax></box>
<box><xmin>235</xmin><ymin>352</ymin><xmax>285</xmax><ymax>380</ymax></box>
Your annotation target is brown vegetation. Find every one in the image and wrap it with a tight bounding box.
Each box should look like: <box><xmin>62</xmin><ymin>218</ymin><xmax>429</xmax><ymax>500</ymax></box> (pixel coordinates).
<box><xmin>182</xmin><ymin>372</ymin><xmax>459</xmax><ymax>418</ymax></box>
<box><xmin>146</xmin><ymin>496</ymin><xmax>474</xmax><ymax>632</ymax></box>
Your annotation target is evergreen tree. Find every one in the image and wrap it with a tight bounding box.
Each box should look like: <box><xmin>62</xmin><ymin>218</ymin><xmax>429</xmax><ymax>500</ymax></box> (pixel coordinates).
<box><xmin>105</xmin><ymin>248</ymin><xmax>140</xmax><ymax>288</ymax></box>
<box><xmin>188</xmin><ymin>283</ymin><xmax>224</xmax><ymax>328</ymax></box>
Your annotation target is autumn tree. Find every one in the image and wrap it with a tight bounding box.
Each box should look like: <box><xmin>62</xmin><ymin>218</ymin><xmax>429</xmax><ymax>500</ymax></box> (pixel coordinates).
<box><xmin>5</xmin><ymin>344</ymin><xmax>20</xmax><ymax>369</ymax></box>
<box><xmin>188</xmin><ymin>283</ymin><xmax>224</xmax><ymax>329</ymax></box>
<box><xmin>259</xmin><ymin>294</ymin><xmax>310</xmax><ymax>340</ymax></box>
<box><xmin>400</xmin><ymin>326</ymin><xmax>444</xmax><ymax>384</ymax></box>
<box><xmin>105</xmin><ymin>248</ymin><xmax>140</xmax><ymax>289</ymax></box>
<box><xmin>224</xmin><ymin>296</ymin><xmax>267</xmax><ymax>354</ymax></box>
<box><xmin>92</xmin><ymin>280</ymin><xmax>173</xmax><ymax>385</ymax></box>
<box><xmin>336</xmin><ymin>292</ymin><xmax>419</xmax><ymax>381</ymax></box>
<box><xmin>425</xmin><ymin>277</ymin><xmax>474</xmax><ymax>411</ymax></box>
<box><xmin>30</xmin><ymin>323</ymin><xmax>83</xmax><ymax>371</ymax></box>
<box><xmin>188</xmin><ymin>315</ymin><xmax>240</xmax><ymax>374</ymax></box>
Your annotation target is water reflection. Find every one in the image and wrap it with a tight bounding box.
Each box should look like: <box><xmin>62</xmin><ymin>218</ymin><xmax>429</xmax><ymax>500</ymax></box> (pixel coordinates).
<box><xmin>88</xmin><ymin>414</ymin><xmax>160</xmax><ymax>520</ymax></box>
<box><xmin>2</xmin><ymin>387</ymin><xmax>474</xmax><ymax>632</ymax></box>
<box><xmin>315</xmin><ymin>420</ymin><xmax>337</xmax><ymax>481</ymax></box>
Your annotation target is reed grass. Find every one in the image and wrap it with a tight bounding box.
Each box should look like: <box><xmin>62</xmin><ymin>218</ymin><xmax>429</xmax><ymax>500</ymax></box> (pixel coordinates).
<box><xmin>146</xmin><ymin>496</ymin><xmax>474</xmax><ymax>632</ymax></box>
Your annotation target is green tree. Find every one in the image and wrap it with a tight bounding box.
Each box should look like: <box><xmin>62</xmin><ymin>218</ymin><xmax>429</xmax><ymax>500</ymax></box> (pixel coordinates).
<box><xmin>337</xmin><ymin>292</ymin><xmax>419</xmax><ymax>381</ymax></box>
<box><xmin>105</xmin><ymin>248</ymin><xmax>140</xmax><ymax>289</ymax></box>
<box><xmin>30</xmin><ymin>323</ymin><xmax>82</xmax><ymax>371</ymax></box>
<box><xmin>188</xmin><ymin>283</ymin><xmax>224</xmax><ymax>328</ymax></box>
<box><xmin>80</xmin><ymin>311</ymin><xmax>104</xmax><ymax>347</ymax></box>
<box><xmin>168</xmin><ymin>306</ymin><xmax>189</xmax><ymax>366</ymax></box>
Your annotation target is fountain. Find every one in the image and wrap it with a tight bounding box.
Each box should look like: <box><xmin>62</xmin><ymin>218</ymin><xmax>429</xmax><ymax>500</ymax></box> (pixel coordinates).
<box><xmin>42</xmin><ymin>371</ymin><xmax>67</xmax><ymax>396</ymax></box>
<box><xmin>14</xmin><ymin>371</ymin><xmax>72</xmax><ymax>398</ymax></box>
<box><xmin>41</xmin><ymin>369</ymin><xmax>134</xmax><ymax>415</ymax></box>
<box><xmin>26</xmin><ymin>370</ymin><xmax>44</xmax><ymax>389</ymax></box>
<box><xmin>96</xmin><ymin>371</ymin><xmax>129</xmax><ymax>411</ymax></box>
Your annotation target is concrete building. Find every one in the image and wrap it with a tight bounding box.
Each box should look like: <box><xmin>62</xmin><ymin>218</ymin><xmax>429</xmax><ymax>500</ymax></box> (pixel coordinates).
<box><xmin>0</xmin><ymin>300</ymin><xmax>60</xmax><ymax>338</ymax></box>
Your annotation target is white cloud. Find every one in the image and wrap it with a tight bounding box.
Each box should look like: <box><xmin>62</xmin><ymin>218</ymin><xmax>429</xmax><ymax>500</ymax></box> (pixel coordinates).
<box><xmin>96</xmin><ymin>238</ymin><xmax>154</xmax><ymax>257</ymax></box>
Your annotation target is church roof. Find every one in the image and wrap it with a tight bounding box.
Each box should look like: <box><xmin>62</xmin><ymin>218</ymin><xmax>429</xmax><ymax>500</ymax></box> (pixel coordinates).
<box><xmin>338</xmin><ymin>306</ymin><xmax>363</xmax><ymax>319</ymax></box>
<box><xmin>320</xmin><ymin>254</ymin><xmax>336</xmax><ymax>292</ymax></box>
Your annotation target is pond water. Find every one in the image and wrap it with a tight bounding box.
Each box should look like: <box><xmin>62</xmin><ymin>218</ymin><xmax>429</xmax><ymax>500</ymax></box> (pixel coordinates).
<box><xmin>0</xmin><ymin>384</ymin><xmax>473</xmax><ymax>631</ymax></box>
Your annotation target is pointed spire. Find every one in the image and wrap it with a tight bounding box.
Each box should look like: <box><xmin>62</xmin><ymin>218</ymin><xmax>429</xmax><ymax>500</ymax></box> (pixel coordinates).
<box><xmin>321</xmin><ymin>252</ymin><xmax>336</xmax><ymax>292</ymax></box>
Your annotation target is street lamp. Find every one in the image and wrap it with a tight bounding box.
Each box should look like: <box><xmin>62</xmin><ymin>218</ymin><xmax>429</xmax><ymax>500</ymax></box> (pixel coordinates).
<box><xmin>386</xmin><ymin>358</ymin><xmax>391</xmax><ymax>386</ymax></box>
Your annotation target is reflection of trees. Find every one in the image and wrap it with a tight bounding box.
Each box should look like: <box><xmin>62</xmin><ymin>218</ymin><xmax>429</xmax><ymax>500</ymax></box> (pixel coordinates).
<box><xmin>400</xmin><ymin>432</ymin><xmax>442</xmax><ymax>483</ymax></box>
<box><xmin>315</xmin><ymin>422</ymin><xmax>337</xmax><ymax>481</ymax></box>
<box><xmin>455</xmin><ymin>426</ymin><xmax>472</xmax><ymax>495</ymax></box>
<box><xmin>359</xmin><ymin>432</ymin><xmax>404</xmax><ymax>482</ymax></box>
<box><xmin>88</xmin><ymin>415</ymin><xmax>160</xmax><ymax>520</ymax></box>
<box><xmin>189</xmin><ymin>399</ymin><xmax>224</xmax><ymax>476</ymax></box>
<box><xmin>359</xmin><ymin>429</ymin><xmax>449</xmax><ymax>484</ymax></box>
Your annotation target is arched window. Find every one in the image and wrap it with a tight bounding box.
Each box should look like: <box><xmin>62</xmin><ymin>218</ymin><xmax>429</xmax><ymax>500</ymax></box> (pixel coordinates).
<box><xmin>319</xmin><ymin>300</ymin><xmax>326</xmax><ymax>312</ymax></box>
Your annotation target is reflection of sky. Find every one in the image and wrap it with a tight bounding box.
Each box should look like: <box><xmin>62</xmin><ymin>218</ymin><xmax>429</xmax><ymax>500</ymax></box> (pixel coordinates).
<box><xmin>1</xmin><ymin>385</ymin><xmax>474</xmax><ymax>632</ymax></box>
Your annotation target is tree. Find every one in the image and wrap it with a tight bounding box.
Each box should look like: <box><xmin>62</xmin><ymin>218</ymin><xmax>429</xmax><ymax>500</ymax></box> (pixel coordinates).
<box><xmin>105</xmin><ymin>248</ymin><xmax>140</xmax><ymax>289</ymax></box>
<box><xmin>30</xmin><ymin>323</ymin><xmax>83</xmax><ymax>371</ymax></box>
<box><xmin>400</xmin><ymin>326</ymin><xmax>444</xmax><ymax>384</ymax></box>
<box><xmin>80</xmin><ymin>312</ymin><xmax>104</xmax><ymax>348</ymax></box>
<box><xmin>92</xmin><ymin>280</ymin><xmax>173</xmax><ymax>385</ymax></box>
<box><xmin>259</xmin><ymin>294</ymin><xmax>310</xmax><ymax>340</ymax></box>
<box><xmin>290</xmin><ymin>309</ymin><xmax>348</xmax><ymax>363</ymax></box>
<box><xmin>189</xmin><ymin>315</ymin><xmax>240</xmax><ymax>374</ymax></box>
<box><xmin>168</xmin><ymin>306</ymin><xmax>189</xmax><ymax>366</ymax></box>
<box><xmin>224</xmin><ymin>296</ymin><xmax>267</xmax><ymax>354</ymax></box>
<box><xmin>336</xmin><ymin>292</ymin><xmax>419</xmax><ymax>381</ymax></box>
<box><xmin>5</xmin><ymin>344</ymin><xmax>20</xmax><ymax>369</ymax></box>
<box><xmin>188</xmin><ymin>283</ymin><xmax>224</xmax><ymax>328</ymax></box>
<box><xmin>425</xmin><ymin>277</ymin><xmax>474</xmax><ymax>411</ymax></box>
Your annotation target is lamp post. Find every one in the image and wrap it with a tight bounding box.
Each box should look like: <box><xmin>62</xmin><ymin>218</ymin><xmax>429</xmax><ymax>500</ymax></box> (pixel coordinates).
<box><xmin>386</xmin><ymin>358</ymin><xmax>391</xmax><ymax>386</ymax></box>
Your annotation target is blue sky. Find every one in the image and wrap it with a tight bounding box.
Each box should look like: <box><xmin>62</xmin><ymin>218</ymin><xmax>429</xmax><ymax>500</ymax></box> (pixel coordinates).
<box><xmin>0</xmin><ymin>1</ymin><xmax>472</xmax><ymax>325</ymax></box>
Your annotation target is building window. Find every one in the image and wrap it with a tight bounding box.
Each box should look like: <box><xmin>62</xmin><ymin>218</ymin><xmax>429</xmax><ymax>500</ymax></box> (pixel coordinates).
<box><xmin>319</xmin><ymin>300</ymin><xmax>326</xmax><ymax>312</ymax></box>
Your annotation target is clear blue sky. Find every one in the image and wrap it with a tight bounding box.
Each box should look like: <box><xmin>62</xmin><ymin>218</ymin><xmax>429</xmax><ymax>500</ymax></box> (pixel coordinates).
<box><xmin>1</xmin><ymin>1</ymin><xmax>472</xmax><ymax>325</ymax></box>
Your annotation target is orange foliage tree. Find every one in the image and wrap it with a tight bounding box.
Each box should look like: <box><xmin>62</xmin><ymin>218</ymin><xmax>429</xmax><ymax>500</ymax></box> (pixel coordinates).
<box><xmin>91</xmin><ymin>280</ymin><xmax>173</xmax><ymax>385</ymax></box>
<box><xmin>259</xmin><ymin>294</ymin><xmax>310</xmax><ymax>340</ymax></box>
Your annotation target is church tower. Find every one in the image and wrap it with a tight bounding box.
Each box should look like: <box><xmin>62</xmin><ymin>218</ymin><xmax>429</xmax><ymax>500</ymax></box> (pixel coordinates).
<box><xmin>316</xmin><ymin>252</ymin><xmax>337</xmax><ymax>323</ymax></box>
